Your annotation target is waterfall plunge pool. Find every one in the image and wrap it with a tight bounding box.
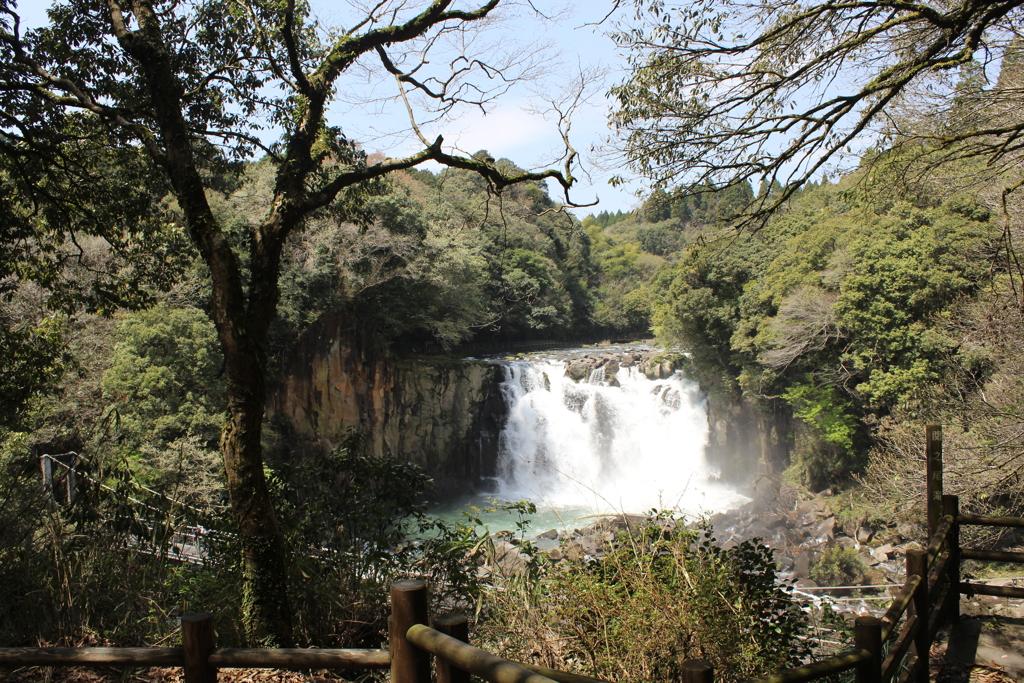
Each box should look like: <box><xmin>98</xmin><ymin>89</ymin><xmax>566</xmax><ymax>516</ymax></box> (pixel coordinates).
<box><xmin>427</xmin><ymin>348</ymin><xmax>750</xmax><ymax>535</ymax></box>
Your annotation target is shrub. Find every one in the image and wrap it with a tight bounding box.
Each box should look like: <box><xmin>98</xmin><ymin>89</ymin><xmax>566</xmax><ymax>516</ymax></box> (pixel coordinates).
<box><xmin>0</xmin><ymin>427</ymin><xmax>488</xmax><ymax>649</ymax></box>
<box><xmin>276</xmin><ymin>431</ymin><xmax>490</xmax><ymax>645</ymax></box>
<box><xmin>810</xmin><ymin>545</ymin><xmax>867</xmax><ymax>587</ymax></box>
<box><xmin>479</xmin><ymin>517</ymin><xmax>810</xmax><ymax>683</ymax></box>
<box><xmin>0</xmin><ymin>431</ymin><xmax>233</xmax><ymax>646</ymax></box>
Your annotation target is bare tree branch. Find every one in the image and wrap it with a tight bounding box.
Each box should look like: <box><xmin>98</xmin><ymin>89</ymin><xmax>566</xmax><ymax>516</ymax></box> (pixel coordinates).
<box><xmin>610</xmin><ymin>0</ymin><xmax>1024</xmax><ymax>224</ymax></box>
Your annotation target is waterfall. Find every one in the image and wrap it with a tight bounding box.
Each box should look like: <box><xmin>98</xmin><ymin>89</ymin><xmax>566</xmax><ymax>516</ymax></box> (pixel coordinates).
<box><xmin>495</xmin><ymin>359</ymin><xmax>747</xmax><ymax>516</ymax></box>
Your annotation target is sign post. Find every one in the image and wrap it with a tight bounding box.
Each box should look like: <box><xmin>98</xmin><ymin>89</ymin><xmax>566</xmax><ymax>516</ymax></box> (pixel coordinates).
<box><xmin>926</xmin><ymin>425</ymin><xmax>943</xmax><ymax>537</ymax></box>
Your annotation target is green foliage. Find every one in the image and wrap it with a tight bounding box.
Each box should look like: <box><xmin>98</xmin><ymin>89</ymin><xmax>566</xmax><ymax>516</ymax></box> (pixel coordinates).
<box><xmin>619</xmin><ymin>286</ymin><xmax>654</xmax><ymax>331</ymax></box>
<box><xmin>636</xmin><ymin>224</ymin><xmax>684</xmax><ymax>256</ymax></box>
<box><xmin>0</xmin><ymin>316</ymin><xmax>71</xmax><ymax>430</ymax></box>
<box><xmin>584</xmin><ymin>221</ymin><xmax>660</xmax><ymax>334</ymax></box>
<box><xmin>639</xmin><ymin>183</ymin><xmax>755</xmax><ymax>229</ymax></box>
<box><xmin>831</xmin><ymin>202</ymin><xmax>990</xmax><ymax>407</ymax></box>
<box><xmin>264</xmin><ymin>161</ymin><xmax>595</xmax><ymax>352</ymax></box>
<box><xmin>582</xmin><ymin>210</ymin><xmax>632</xmax><ymax>229</ymax></box>
<box><xmin>783</xmin><ymin>381</ymin><xmax>862</xmax><ymax>489</ymax></box>
<box><xmin>102</xmin><ymin>303</ymin><xmax>225</xmax><ymax>449</ymax></box>
<box><xmin>580</xmin><ymin>183</ymin><xmax>769</xmax><ymax>338</ymax></box>
<box><xmin>0</xmin><ymin>424</ymin><xmax>495</xmax><ymax>648</ymax></box>
<box><xmin>0</xmin><ymin>431</ymin><xmax>228</xmax><ymax>645</ymax></box>
<box><xmin>650</xmin><ymin>231</ymin><xmax>770</xmax><ymax>396</ymax></box>
<box><xmin>499</xmin><ymin>248</ymin><xmax>574</xmax><ymax>331</ymax></box>
<box><xmin>0</xmin><ymin>432</ymin><xmax>47</xmax><ymax>643</ymax></box>
<box><xmin>270</xmin><ymin>431</ymin><xmax>491</xmax><ymax>644</ymax></box>
<box><xmin>783</xmin><ymin>382</ymin><xmax>858</xmax><ymax>455</ymax></box>
<box><xmin>431</xmin><ymin>160</ymin><xmax>593</xmax><ymax>340</ymax></box>
<box><xmin>482</xmin><ymin>517</ymin><xmax>809</xmax><ymax>683</ymax></box>
<box><xmin>643</xmin><ymin>168</ymin><xmax>997</xmax><ymax>484</ymax></box>
<box><xmin>810</xmin><ymin>545</ymin><xmax>867</xmax><ymax>587</ymax></box>
<box><xmin>642</xmin><ymin>188</ymin><xmax>673</xmax><ymax>223</ymax></box>
<box><xmin>859</xmin><ymin>275</ymin><xmax>1024</xmax><ymax>522</ymax></box>
<box><xmin>588</xmin><ymin>227</ymin><xmax>644</xmax><ymax>281</ymax></box>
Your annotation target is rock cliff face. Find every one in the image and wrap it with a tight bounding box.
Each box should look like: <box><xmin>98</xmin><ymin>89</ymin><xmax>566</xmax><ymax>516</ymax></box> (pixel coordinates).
<box><xmin>272</xmin><ymin>331</ymin><xmax>793</xmax><ymax>497</ymax></box>
<box><xmin>270</xmin><ymin>322</ymin><xmax>505</xmax><ymax>493</ymax></box>
<box><xmin>705</xmin><ymin>395</ymin><xmax>792</xmax><ymax>485</ymax></box>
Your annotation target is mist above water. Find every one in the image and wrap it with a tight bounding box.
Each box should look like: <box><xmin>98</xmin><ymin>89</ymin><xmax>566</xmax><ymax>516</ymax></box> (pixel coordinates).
<box><xmin>494</xmin><ymin>358</ymin><xmax>748</xmax><ymax>517</ymax></box>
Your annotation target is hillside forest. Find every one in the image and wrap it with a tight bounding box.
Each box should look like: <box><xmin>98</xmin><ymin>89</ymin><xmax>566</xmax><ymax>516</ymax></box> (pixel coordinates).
<box><xmin>2</xmin><ymin>0</ymin><xmax>1024</xmax><ymax>679</ymax></box>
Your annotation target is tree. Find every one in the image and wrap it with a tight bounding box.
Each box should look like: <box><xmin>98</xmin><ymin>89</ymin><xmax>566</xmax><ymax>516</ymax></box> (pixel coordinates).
<box><xmin>102</xmin><ymin>303</ymin><xmax>225</xmax><ymax>449</ymax></box>
<box><xmin>0</xmin><ymin>314</ymin><xmax>69</xmax><ymax>430</ymax></box>
<box><xmin>610</xmin><ymin>0</ymin><xmax>1024</xmax><ymax>220</ymax></box>
<box><xmin>0</xmin><ymin>0</ymin><xmax>580</xmax><ymax>645</ymax></box>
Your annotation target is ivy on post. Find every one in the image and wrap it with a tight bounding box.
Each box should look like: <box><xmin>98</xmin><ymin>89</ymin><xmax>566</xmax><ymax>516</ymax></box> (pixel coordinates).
<box><xmin>926</xmin><ymin>425</ymin><xmax>944</xmax><ymax>538</ymax></box>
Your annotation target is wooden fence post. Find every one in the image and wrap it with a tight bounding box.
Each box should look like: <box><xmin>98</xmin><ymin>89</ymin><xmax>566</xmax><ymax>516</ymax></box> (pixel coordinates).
<box><xmin>854</xmin><ymin>616</ymin><xmax>881</xmax><ymax>683</ymax></box>
<box><xmin>434</xmin><ymin>613</ymin><xmax>471</xmax><ymax>683</ymax></box>
<box><xmin>181</xmin><ymin>613</ymin><xmax>217</xmax><ymax>683</ymax></box>
<box><xmin>391</xmin><ymin>579</ymin><xmax>431</xmax><ymax>683</ymax></box>
<box><xmin>926</xmin><ymin>425</ymin><xmax>943</xmax><ymax>537</ymax></box>
<box><xmin>679</xmin><ymin>659</ymin><xmax>714</xmax><ymax>683</ymax></box>
<box><xmin>906</xmin><ymin>548</ymin><xmax>929</xmax><ymax>683</ymax></box>
<box><xmin>943</xmin><ymin>494</ymin><xmax>960</xmax><ymax>625</ymax></box>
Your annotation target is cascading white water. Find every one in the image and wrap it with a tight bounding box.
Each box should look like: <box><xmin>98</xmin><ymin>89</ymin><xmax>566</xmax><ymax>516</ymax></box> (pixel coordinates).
<box><xmin>496</xmin><ymin>359</ymin><xmax>748</xmax><ymax>516</ymax></box>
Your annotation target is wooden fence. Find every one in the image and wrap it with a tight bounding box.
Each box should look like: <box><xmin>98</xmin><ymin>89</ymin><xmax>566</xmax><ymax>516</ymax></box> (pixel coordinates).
<box><xmin>710</xmin><ymin>424</ymin><xmax>1024</xmax><ymax>683</ymax></box>
<box><xmin>2</xmin><ymin>426</ymin><xmax>1022</xmax><ymax>683</ymax></box>
<box><xmin>0</xmin><ymin>579</ymin><xmax>608</xmax><ymax>683</ymax></box>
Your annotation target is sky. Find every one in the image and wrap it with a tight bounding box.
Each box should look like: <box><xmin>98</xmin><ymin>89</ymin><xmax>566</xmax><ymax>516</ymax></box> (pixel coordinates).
<box><xmin>14</xmin><ymin>1</ymin><xmax>645</xmax><ymax>216</ymax></box>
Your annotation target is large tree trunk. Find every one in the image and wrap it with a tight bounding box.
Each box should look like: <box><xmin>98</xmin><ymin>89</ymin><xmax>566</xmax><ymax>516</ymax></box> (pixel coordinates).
<box><xmin>216</xmin><ymin>230</ymin><xmax>295</xmax><ymax>645</ymax></box>
<box><xmin>221</xmin><ymin>346</ymin><xmax>294</xmax><ymax>646</ymax></box>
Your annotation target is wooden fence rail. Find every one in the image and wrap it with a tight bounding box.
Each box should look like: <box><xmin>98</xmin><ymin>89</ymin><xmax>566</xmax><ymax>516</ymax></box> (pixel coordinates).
<box><xmin>738</xmin><ymin>425</ymin><xmax>1024</xmax><ymax>683</ymax></box>
<box><xmin>2</xmin><ymin>426</ymin><xmax>1022</xmax><ymax>683</ymax></box>
<box><xmin>0</xmin><ymin>578</ymin><xmax>604</xmax><ymax>683</ymax></box>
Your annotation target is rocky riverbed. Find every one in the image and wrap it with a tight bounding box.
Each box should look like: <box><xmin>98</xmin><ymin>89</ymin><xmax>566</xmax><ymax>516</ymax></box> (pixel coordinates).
<box><xmin>485</xmin><ymin>479</ymin><xmax>932</xmax><ymax>622</ymax></box>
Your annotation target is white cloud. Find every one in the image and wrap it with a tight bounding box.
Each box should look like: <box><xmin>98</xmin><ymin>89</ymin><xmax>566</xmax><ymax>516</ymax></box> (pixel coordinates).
<box><xmin>432</xmin><ymin>106</ymin><xmax>559</xmax><ymax>165</ymax></box>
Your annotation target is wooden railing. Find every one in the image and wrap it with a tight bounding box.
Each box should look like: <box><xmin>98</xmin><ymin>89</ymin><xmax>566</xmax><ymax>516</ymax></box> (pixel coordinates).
<box><xmin>388</xmin><ymin>580</ymin><xmax>609</xmax><ymax>683</ymax></box>
<box><xmin>2</xmin><ymin>426</ymin><xmax>1021</xmax><ymax>683</ymax></box>
<box><xmin>686</xmin><ymin>425</ymin><xmax>1024</xmax><ymax>683</ymax></box>
<box><xmin>0</xmin><ymin>579</ymin><xmax>606</xmax><ymax>683</ymax></box>
<box><xmin>0</xmin><ymin>610</ymin><xmax>391</xmax><ymax>682</ymax></box>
